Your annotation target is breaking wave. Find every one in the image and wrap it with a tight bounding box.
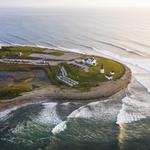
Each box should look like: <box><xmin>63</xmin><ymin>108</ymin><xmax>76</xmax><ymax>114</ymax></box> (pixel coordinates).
<box><xmin>35</xmin><ymin>103</ymin><xmax>62</xmax><ymax>124</ymax></box>
<box><xmin>116</xmin><ymin>78</ymin><xmax>150</xmax><ymax>125</ymax></box>
<box><xmin>51</xmin><ymin>96</ymin><xmax>123</xmax><ymax>135</ymax></box>
<box><xmin>52</xmin><ymin>121</ymin><xmax>67</xmax><ymax>135</ymax></box>
<box><xmin>92</xmin><ymin>39</ymin><xmax>145</xmax><ymax>56</ymax></box>
<box><xmin>7</xmin><ymin>33</ymin><xmax>36</xmax><ymax>46</ymax></box>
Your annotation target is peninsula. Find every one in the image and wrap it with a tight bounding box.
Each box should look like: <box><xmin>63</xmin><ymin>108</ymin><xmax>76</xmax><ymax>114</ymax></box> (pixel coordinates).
<box><xmin>0</xmin><ymin>46</ymin><xmax>131</xmax><ymax>111</ymax></box>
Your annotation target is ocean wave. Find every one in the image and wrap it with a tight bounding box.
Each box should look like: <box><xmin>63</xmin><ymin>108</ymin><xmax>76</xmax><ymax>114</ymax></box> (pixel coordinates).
<box><xmin>7</xmin><ymin>33</ymin><xmax>36</xmax><ymax>46</ymax></box>
<box><xmin>40</xmin><ymin>41</ymin><xmax>56</xmax><ymax>48</ymax></box>
<box><xmin>96</xmin><ymin>40</ymin><xmax>145</xmax><ymax>57</ymax></box>
<box><xmin>51</xmin><ymin>121</ymin><xmax>67</xmax><ymax>135</ymax></box>
<box><xmin>116</xmin><ymin>78</ymin><xmax>150</xmax><ymax>125</ymax></box>
<box><xmin>0</xmin><ymin>39</ymin><xmax>13</xmax><ymax>45</ymax></box>
<box><xmin>0</xmin><ymin>106</ymin><xmax>19</xmax><ymax>119</ymax></box>
<box><xmin>57</xmin><ymin>46</ymin><xmax>85</xmax><ymax>54</ymax></box>
<box><xmin>83</xmin><ymin>36</ymin><xmax>144</xmax><ymax>57</ymax></box>
<box><xmin>0</xmin><ymin>103</ymin><xmax>36</xmax><ymax>119</ymax></box>
<box><xmin>127</xmin><ymin>38</ymin><xmax>150</xmax><ymax>49</ymax></box>
<box><xmin>35</xmin><ymin>102</ymin><xmax>62</xmax><ymax>125</ymax></box>
<box><xmin>67</xmin><ymin>99</ymin><xmax>120</xmax><ymax>122</ymax></box>
<box><xmin>116</xmin><ymin>101</ymin><xmax>147</xmax><ymax>125</ymax></box>
<box><xmin>51</xmin><ymin>98</ymin><xmax>122</xmax><ymax>135</ymax></box>
<box><xmin>117</xmin><ymin>103</ymin><xmax>146</xmax><ymax>124</ymax></box>
<box><xmin>71</xmin><ymin>43</ymin><xmax>95</xmax><ymax>50</ymax></box>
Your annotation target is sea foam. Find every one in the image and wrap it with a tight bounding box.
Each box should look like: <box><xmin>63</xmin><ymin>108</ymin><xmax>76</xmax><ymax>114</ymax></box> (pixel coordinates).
<box><xmin>116</xmin><ymin>79</ymin><xmax>150</xmax><ymax>125</ymax></box>
<box><xmin>35</xmin><ymin>103</ymin><xmax>62</xmax><ymax>124</ymax></box>
<box><xmin>52</xmin><ymin>121</ymin><xmax>67</xmax><ymax>135</ymax></box>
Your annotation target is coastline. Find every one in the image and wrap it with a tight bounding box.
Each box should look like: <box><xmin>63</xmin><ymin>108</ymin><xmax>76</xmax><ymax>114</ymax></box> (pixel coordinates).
<box><xmin>0</xmin><ymin>65</ymin><xmax>131</xmax><ymax>112</ymax></box>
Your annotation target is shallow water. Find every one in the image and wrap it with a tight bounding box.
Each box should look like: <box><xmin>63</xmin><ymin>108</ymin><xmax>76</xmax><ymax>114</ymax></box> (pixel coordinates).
<box><xmin>0</xmin><ymin>96</ymin><xmax>150</xmax><ymax>150</ymax></box>
<box><xmin>0</xmin><ymin>7</ymin><xmax>150</xmax><ymax>150</ymax></box>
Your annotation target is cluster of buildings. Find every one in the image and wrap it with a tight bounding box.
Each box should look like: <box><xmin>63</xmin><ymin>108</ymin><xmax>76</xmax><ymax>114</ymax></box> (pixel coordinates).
<box><xmin>100</xmin><ymin>64</ymin><xmax>115</xmax><ymax>80</ymax></box>
<box><xmin>68</xmin><ymin>57</ymin><xmax>97</xmax><ymax>72</ymax></box>
<box><xmin>57</xmin><ymin>57</ymin><xmax>116</xmax><ymax>86</ymax></box>
<box><xmin>81</xmin><ymin>57</ymin><xmax>97</xmax><ymax>66</ymax></box>
<box><xmin>73</xmin><ymin>57</ymin><xmax>97</xmax><ymax>67</ymax></box>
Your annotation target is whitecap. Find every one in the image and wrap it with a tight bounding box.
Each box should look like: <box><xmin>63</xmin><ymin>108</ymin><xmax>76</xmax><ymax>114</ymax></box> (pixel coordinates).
<box><xmin>35</xmin><ymin>102</ymin><xmax>62</xmax><ymax>125</ymax></box>
<box><xmin>116</xmin><ymin>78</ymin><xmax>150</xmax><ymax>125</ymax></box>
<box><xmin>67</xmin><ymin>98</ymin><xmax>121</xmax><ymax>122</ymax></box>
<box><xmin>51</xmin><ymin>121</ymin><xmax>67</xmax><ymax>135</ymax></box>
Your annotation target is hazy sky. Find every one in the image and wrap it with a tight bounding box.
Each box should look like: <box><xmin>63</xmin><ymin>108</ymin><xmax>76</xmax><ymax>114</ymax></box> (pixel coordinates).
<box><xmin>0</xmin><ymin>0</ymin><xmax>150</xmax><ymax>8</ymax></box>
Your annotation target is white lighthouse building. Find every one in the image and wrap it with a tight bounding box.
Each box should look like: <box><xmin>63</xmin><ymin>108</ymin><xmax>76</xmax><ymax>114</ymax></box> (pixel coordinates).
<box><xmin>83</xmin><ymin>57</ymin><xmax>97</xmax><ymax>66</ymax></box>
<box><xmin>100</xmin><ymin>64</ymin><xmax>105</xmax><ymax>74</ymax></box>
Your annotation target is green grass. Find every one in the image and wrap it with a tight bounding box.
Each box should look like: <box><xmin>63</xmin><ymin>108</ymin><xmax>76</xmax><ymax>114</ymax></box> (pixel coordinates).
<box><xmin>45</xmin><ymin>57</ymin><xmax>125</xmax><ymax>90</ymax></box>
<box><xmin>50</xmin><ymin>51</ymin><xmax>64</xmax><ymax>56</ymax></box>
<box><xmin>0</xmin><ymin>64</ymin><xmax>49</xmax><ymax>100</ymax></box>
<box><xmin>89</xmin><ymin>58</ymin><xmax>125</xmax><ymax>80</ymax></box>
<box><xmin>0</xmin><ymin>80</ymin><xmax>32</xmax><ymax>100</ymax></box>
<box><xmin>0</xmin><ymin>46</ymin><xmax>46</xmax><ymax>59</ymax></box>
<box><xmin>0</xmin><ymin>46</ymin><xmax>64</xmax><ymax>59</ymax></box>
<box><xmin>0</xmin><ymin>63</ymin><xmax>42</xmax><ymax>72</ymax></box>
<box><xmin>0</xmin><ymin>63</ymin><xmax>53</xmax><ymax>82</ymax></box>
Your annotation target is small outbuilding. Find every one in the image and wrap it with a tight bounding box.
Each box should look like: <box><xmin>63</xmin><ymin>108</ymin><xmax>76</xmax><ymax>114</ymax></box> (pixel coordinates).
<box><xmin>110</xmin><ymin>71</ymin><xmax>115</xmax><ymax>75</ymax></box>
<box><xmin>105</xmin><ymin>75</ymin><xmax>113</xmax><ymax>80</ymax></box>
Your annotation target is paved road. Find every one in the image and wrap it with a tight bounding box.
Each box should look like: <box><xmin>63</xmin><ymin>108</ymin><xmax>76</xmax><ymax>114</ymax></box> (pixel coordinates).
<box><xmin>0</xmin><ymin>59</ymin><xmax>61</xmax><ymax>66</ymax></box>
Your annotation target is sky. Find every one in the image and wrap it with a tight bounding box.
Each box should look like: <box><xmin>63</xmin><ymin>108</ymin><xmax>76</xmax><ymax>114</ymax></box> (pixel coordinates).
<box><xmin>0</xmin><ymin>0</ymin><xmax>150</xmax><ymax>8</ymax></box>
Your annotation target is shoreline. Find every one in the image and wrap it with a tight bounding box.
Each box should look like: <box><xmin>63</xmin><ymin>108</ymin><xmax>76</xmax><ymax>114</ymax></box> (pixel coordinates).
<box><xmin>0</xmin><ymin>65</ymin><xmax>131</xmax><ymax>112</ymax></box>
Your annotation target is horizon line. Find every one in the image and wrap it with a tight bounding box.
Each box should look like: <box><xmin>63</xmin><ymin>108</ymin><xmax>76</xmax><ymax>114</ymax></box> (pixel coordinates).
<box><xmin>0</xmin><ymin>5</ymin><xmax>150</xmax><ymax>8</ymax></box>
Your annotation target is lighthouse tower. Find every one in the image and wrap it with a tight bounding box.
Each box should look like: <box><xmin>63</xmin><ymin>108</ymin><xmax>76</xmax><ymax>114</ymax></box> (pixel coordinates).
<box><xmin>100</xmin><ymin>64</ymin><xmax>105</xmax><ymax>74</ymax></box>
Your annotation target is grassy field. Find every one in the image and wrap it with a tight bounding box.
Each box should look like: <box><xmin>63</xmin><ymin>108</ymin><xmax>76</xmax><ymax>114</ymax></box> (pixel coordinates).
<box><xmin>50</xmin><ymin>51</ymin><xmax>64</xmax><ymax>56</ymax></box>
<box><xmin>0</xmin><ymin>46</ymin><xmax>64</xmax><ymax>59</ymax></box>
<box><xmin>47</xmin><ymin>57</ymin><xmax>125</xmax><ymax>90</ymax></box>
<box><xmin>0</xmin><ymin>46</ymin><xmax>45</xmax><ymax>59</ymax></box>
<box><xmin>0</xmin><ymin>63</ymin><xmax>42</xmax><ymax>71</ymax></box>
<box><xmin>0</xmin><ymin>63</ymin><xmax>50</xmax><ymax>100</ymax></box>
<box><xmin>0</xmin><ymin>77</ymin><xmax>33</xmax><ymax>100</ymax></box>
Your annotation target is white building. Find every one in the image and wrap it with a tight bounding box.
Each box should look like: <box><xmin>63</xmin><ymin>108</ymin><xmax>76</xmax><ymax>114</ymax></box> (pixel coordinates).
<box><xmin>83</xmin><ymin>57</ymin><xmax>97</xmax><ymax>66</ymax></box>
<box><xmin>100</xmin><ymin>69</ymin><xmax>105</xmax><ymax>74</ymax></box>
<box><xmin>110</xmin><ymin>71</ymin><xmax>115</xmax><ymax>75</ymax></box>
<box><xmin>105</xmin><ymin>75</ymin><xmax>113</xmax><ymax>80</ymax></box>
<box><xmin>19</xmin><ymin>52</ymin><xmax>22</xmax><ymax>57</ymax></box>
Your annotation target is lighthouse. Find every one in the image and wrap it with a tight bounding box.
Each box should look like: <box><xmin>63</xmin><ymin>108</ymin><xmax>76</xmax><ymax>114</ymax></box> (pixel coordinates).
<box><xmin>100</xmin><ymin>64</ymin><xmax>105</xmax><ymax>74</ymax></box>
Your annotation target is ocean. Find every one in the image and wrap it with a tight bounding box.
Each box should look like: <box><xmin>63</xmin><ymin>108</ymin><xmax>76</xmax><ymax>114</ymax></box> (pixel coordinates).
<box><xmin>0</xmin><ymin>7</ymin><xmax>150</xmax><ymax>150</ymax></box>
